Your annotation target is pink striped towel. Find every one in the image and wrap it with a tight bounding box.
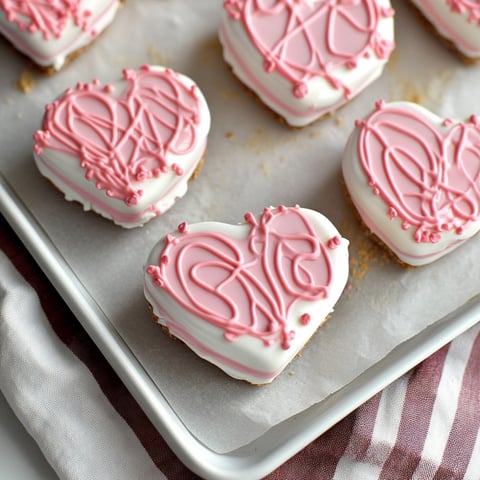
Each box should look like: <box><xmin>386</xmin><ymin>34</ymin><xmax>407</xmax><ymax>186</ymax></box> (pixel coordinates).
<box><xmin>2</xmin><ymin>214</ymin><xmax>480</xmax><ymax>479</ymax></box>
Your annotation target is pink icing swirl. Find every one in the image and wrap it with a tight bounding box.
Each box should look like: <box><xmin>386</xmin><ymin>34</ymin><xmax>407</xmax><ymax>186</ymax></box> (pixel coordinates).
<box><xmin>147</xmin><ymin>206</ymin><xmax>340</xmax><ymax>350</ymax></box>
<box><xmin>357</xmin><ymin>101</ymin><xmax>480</xmax><ymax>243</ymax></box>
<box><xmin>224</xmin><ymin>0</ymin><xmax>395</xmax><ymax>98</ymax></box>
<box><xmin>0</xmin><ymin>0</ymin><xmax>94</xmax><ymax>39</ymax></box>
<box><xmin>33</xmin><ymin>65</ymin><xmax>202</xmax><ymax>206</ymax></box>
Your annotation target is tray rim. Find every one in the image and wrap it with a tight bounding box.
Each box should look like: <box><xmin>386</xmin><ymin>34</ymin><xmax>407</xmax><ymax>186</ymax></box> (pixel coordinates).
<box><xmin>2</xmin><ymin>171</ymin><xmax>480</xmax><ymax>480</ymax></box>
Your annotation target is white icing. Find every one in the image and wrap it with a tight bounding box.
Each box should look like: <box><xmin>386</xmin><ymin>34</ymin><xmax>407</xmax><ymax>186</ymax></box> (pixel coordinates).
<box><xmin>218</xmin><ymin>0</ymin><xmax>395</xmax><ymax>127</ymax></box>
<box><xmin>410</xmin><ymin>0</ymin><xmax>480</xmax><ymax>59</ymax></box>
<box><xmin>0</xmin><ymin>0</ymin><xmax>121</xmax><ymax>70</ymax></box>
<box><xmin>143</xmin><ymin>208</ymin><xmax>349</xmax><ymax>385</ymax></box>
<box><xmin>342</xmin><ymin>101</ymin><xmax>480</xmax><ymax>267</ymax></box>
<box><xmin>33</xmin><ymin>66</ymin><xmax>211</xmax><ymax>228</ymax></box>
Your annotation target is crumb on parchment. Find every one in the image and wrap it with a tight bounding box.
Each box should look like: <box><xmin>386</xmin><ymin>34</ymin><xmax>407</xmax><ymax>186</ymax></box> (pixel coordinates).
<box><xmin>340</xmin><ymin>217</ymin><xmax>392</xmax><ymax>288</ymax></box>
<box><xmin>147</xmin><ymin>44</ymin><xmax>172</xmax><ymax>66</ymax></box>
<box><xmin>15</xmin><ymin>70</ymin><xmax>35</xmax><ymax>93</ymax></box>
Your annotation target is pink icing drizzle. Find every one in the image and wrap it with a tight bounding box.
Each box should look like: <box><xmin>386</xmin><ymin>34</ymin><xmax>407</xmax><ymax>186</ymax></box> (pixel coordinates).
<box><xmin>147</xmin><ymin>206</ymin><xmax>339</xmax><ymax>350</ymax></box>
<box><xmin>0</xmin><ymin>0</ymin><xmax>94</xmax><ymax>39</ymax></box>
<box><xmin>357</xmin><ymin>101</ymin><xmax>480</xmax><ymax>243</ymax></box>
<box><xmin>447</xmin><ymin>0</ymin><xmax>480</xmax><ymax>23</ymax></box>
<box><xmin>224</xmin><ymin>0</ymin><xmax>395</xmax><ymax>98</ymax></box>
<box><xmin>33</xmin><ymin>65</ymin><xmax>202</xmax><ymax>207</ymax></box>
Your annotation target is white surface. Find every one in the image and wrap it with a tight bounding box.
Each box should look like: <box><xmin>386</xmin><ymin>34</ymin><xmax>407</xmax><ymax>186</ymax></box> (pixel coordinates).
<box><xmin>0</xmin><ymin>391</ymin><xmax>58</xmax><ymax>480</ymax></box>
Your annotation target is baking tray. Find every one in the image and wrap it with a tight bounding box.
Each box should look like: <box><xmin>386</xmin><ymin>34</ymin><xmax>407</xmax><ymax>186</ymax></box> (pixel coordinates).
<box><xmin>1</xmin><ymin>170</ymin><xmax>480</xmax><ymax>478</ymax></box>
<box><xmin>2</xmin><ymin>172</ymin><xmax>480</xmax><ymax>480</ymax></box>
<box><xmin>3</xmin><ymin>0</ymin><xmax>480</xmax><ymax>478</ymax></box>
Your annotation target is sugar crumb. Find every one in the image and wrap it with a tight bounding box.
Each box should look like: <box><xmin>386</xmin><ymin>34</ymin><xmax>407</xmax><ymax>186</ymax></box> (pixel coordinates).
<box><xmin>309</xmin><ymin>129</ymin><xmax>322</xmax><ymax>139</ymax></box>
<box><xmin>15</xmin><ymin>70</ymin><xmax>35</xmax><ymax>93</ymax></box>
<box><xmin>340</xmin><ymin>217</ymin><xmax>391</xmax><ymax>289</ymax></box>
<box><xmin>147</xmin><ymin>44</ymin><xmax>172</xmax><ymax>66</ymax></box>
<box><xmin>245</xmin><ymin>127</ymin><xmax>273</xmax><ymax>154</ymax></box>
<box><xmin>261</xmin><ymin>162</ymin><xmax>270</xmax><ymax>176</ymax></box>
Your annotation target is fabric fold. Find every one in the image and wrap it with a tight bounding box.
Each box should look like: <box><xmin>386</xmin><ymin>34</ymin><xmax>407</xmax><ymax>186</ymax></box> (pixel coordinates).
<box><xmin>0</xmin><ymin>250</ymin><xmax>164</xmax><ymax>480</ymax></box>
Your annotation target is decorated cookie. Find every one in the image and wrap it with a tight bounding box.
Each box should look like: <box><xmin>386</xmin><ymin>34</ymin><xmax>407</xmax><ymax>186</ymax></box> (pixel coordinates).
<box><xmin>0</xmin><ymin>0</ymin><xmax>122</xmax><ymax>72</ymax></box>
<box><xmin>219</xmin><ymin>0</ymin><xmax>395</xmax><ymax>127</ymax></box>
<box><xmin>410</xmin><ymin>0</ymin><xmax>480</xmax><ymax>62</ymax></box>
<box><xmin>144</xmin><ymin>206</ymin><xmax>349</xmax><ymax>385</ymax></box>
<box><xmin>33</xmin><ymin>65</ymin><xmax>211</xmax><ymax>228</ymax></box>
<box><xmin>342</xmin><ymin>100</ymin><xmax>480</xmax><ymax>267</ymax></box>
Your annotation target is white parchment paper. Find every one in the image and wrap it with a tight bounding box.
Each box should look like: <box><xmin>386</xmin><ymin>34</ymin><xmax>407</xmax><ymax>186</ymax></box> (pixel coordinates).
<box><xmin>2</xmin><ymin>0</ymin><xmax>480</xmax><ymax>453</ymax></box>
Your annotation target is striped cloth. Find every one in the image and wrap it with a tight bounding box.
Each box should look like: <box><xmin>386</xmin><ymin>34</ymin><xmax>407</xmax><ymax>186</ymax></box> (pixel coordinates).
<box><xmin>2</xmin><ymin>214</ymin><xmax>480</xmax><ymax>480</ymax></box>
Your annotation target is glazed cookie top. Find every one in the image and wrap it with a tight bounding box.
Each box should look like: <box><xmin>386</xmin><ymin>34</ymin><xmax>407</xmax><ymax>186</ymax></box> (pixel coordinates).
<box><xmin>342</xmin><ymin>100</ymin><xmax>480</xmax><ymax>266</ymax></box>
<box><xmin>33</xmin><ymin>65</ymin><xmax>211</xmax><ymax>228</ymax></box>
<box><xmin>145</xmin><ymin>206</ymin><xmax>350</xmax><ymax>383</ymax></box>
<box><xmin>0</xmin><ymin>0</ymin><xmax>121</xmax><ymax>70</ymax></box>
<box><xmin>220</xmin><ymin>0</ymin><xmax>395</xmax><ymax>126</ymax></box>
<box><xmin>355</xmin><ymin>100</ymin><xmax>480</xmax><ymax>242</ymax></box>
<box><xmin>223</xmin><ymin>0</ymin><xmax>396</xmax><ymax>101</ymax></box>
<box><xmin>147</xmin><ymin>206</ymin><xmax>345</xmax><ymax>349</ymax></box>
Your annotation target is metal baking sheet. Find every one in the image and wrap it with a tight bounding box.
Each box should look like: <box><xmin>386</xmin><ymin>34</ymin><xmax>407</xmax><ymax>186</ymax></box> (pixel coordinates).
<box><xmin>2</xmin><ymin>173</ymin><xmax>480</xmax><ymax>480</ymax></box>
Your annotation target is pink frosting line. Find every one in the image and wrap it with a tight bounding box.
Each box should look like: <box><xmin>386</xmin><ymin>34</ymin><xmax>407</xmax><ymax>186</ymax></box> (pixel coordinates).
<box><xmin>220</xmin><ymin>25</ymin><xmax>320</xmax><ymax>119</ymax></box>
<box><xmin>415</xmin><ymin>0</ymin><xmax>480</xmax><ymax>55</ymax></box>
<box><xmin>145</xmin><ymin>284</ymin><xmax>280</xmax><ymax>381</ymax></box>
<box><xmin>220</xmin><ymin>21</ymin><xmax>388</xmax><ymax>120</ymax></box>
<box><xmin>351</xmin><ymin>195</ymin><xmax>465</xmax><ymax>261</ymax></box>
<box><xmin>0</xmin><ymin>0</ymin><xmax>118</xmax><ymax>63</ymax></box>
<box><xmin>35</xmin><ymin>139</ymin><xmax>205</xmax><ymax>224</ymax></box>
<box><xmin>147</xmin><ymin>206</ymin><xmax>336</xmax><ymax>350</ymax></box>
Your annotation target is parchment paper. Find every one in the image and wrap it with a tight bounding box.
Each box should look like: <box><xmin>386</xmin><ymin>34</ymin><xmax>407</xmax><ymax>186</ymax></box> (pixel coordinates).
<box><xmin>2</xmin><ymin>0</ymin><xmax>480</xmax><ymax>453</ymax></box>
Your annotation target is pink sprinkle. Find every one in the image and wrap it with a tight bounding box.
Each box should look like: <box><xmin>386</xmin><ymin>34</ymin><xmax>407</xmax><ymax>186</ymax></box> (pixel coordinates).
<box><xmin>244</xmin><ymin>212</ymin><xmax>256</xmax><ymax>225</ymax></box>
<box><xmin>224</xmin><ymin>332</ymin><xmax>238</xmax><ymax>342</ymax></box>
<box><xmin>300</xmin><ymin>313</ymin><xmax>311</xmax><ymax>326</ymax></box>
<box><xmin>263</xmin><ymin>57</ymin><xmax>275</xmax><ymax>73</ymax></box>
<box><xmin>430</xmin><ymin>232</ymin><xmax>441</xmax><ymax>243</ymax></box>
<box><xmin>293</xmin><ymin>82</ymin><xmax>308</xmax><ymax>98</ymax></box>
<box><xmin>172</xmin><ymin>163</ymin><xmax>184</xmax><ymax>175</ymax></box>
<box><xmin>123</xmin><ymin>69</ymin><xmax>135</xmax><ymax>80</ymax></box>
<box><xmin>178</xmin><ymin>222</ymin><xmax>188</xmax><ymax>233</ymax></box>
<box><xmin>327</xmin><ymin>236</ymin><xmax>341</xmax><ymax>249</ymax></box>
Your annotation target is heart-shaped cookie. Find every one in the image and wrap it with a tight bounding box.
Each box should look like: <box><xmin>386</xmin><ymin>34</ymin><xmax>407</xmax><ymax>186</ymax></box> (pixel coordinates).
<box><xmin>0</xmin><ymin>0</ymin><xmax>122</xmax><ymax>71</ymax></box>
<box><xmin>33</xmin><ymin>65</ymin><xmax>210</xmax><ymax>228</ymax></box>
<box><xmin>410</xmin><ymin>0</ymin><xmax>480</xmax><ymax>61</ymax></box>
<box><xmin>144</xmin><ymin>206</ymin><xmax>349</xmax><ymax>384</ymax></box>
<box><xmin>219</xmin><ymin>0</ymin><xmax>395</xmax><ymax>127</ymax></box>
<box><xmin>342</xmin><ymin>100</ymin><xmax>480</xmax><ymax>266</ymax></box>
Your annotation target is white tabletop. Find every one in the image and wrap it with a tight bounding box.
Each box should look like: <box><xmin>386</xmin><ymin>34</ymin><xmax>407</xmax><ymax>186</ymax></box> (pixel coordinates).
<box><xmin>0</xmin><ymin>391</ymin><xmax>58</xmax><ymax>480</ymax></box>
